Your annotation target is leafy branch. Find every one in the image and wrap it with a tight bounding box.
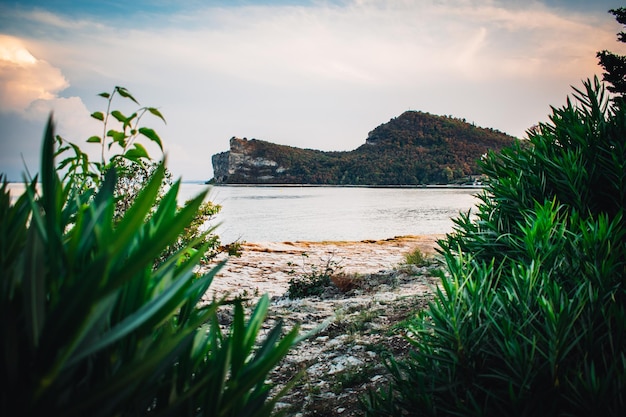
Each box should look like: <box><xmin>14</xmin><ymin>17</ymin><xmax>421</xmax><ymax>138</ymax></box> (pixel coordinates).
<box><xmin>88</xmin><ymin>86</ymin><xmax>166</xmax><ymax>179</ymax></box>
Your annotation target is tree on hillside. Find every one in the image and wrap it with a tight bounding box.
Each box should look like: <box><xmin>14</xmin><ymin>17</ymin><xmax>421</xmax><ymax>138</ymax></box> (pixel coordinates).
<box><xmin>597</xmin><ymin>8</ymin><xmax>626</xmax><ymax>97</ymax></box>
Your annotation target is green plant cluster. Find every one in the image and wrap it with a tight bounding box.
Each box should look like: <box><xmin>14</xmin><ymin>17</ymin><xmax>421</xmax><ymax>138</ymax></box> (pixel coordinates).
<box><xmin>212</xmin><ymin>111</ymin><xmax>516</xmax><ymax>185</ymax></box>
<box><xmin>55</xmin><ymin>86</ymin><xmax>166</xmax><ymax>192</ymax></box>
<box><xmin>1</xmin><ymin>92</ymin><xmax>299</xmax><ymax>415</ymax></box>
<box><xmin>63</xmin><ymin>87</ymin><xmax>223</xmax><ymax>266</ymax></box>
<box><xmin>155</xmin><ymin>197</ymin><xmax>222</xmax><ymax>267</ymax></box>
<box><xmin>363</xmin><ymin>77</ymin><xmax>626</xmax><ymax>416</ymax></box>
<box><xmin>403</xmin><ymin>247</ymin><xmax>429</xmax><ymax>267</ymax></box>
<box><xmin>286</xmin><ymin>253</ymin><xmax>341</xmax><ymax>298</ymax></box>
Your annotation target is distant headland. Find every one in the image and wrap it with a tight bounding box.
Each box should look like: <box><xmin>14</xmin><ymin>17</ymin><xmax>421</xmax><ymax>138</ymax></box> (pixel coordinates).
<box><xmin>209</xmin><ymin>111</ymin><xmax>518</xmax><ymax>186</ymax></box>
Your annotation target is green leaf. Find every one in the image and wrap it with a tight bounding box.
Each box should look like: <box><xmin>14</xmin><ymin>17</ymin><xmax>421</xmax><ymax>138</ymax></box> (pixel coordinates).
<box><xmin>123</xmin><ymin>112</ymin><xmax>137</xmax><ymax>130</ymax></box>
<box><xmin>87</xmin><ymin>136</ymin><xmax>102</xmax><ymax>144</ymax></box>
<box><xmin>91</xmin><ymin>111</ymin><xmax>104</xmax><ymax>121</ymax></box>
<box><xmin>245</xmin><ymin>295</ymin><xmax>270</xmax><ymax>352</ymax></box>
<box><xmin>65</xmin><ymin>332</ymin><xmax>196</xmax><ymax>416</ymax></box>
<box><xmin>98</xmin><ymin>92</ymin><xmax>110</xmax><ymax>99</ymax></box>
<box><xmin>22</xmin><ymin>224</ymin><xmax>46</xmax><ymax>349</ymax></box>
<box><xmin>115</xmin><ymin>86</ymin><xmax>139</xmax><ymax>105</ymax></box>
<box><xmin>147</xmin><ymin>107</ymin><xmax>166</xmax><ymax>123</ymax></box>
<box><xmin>67</xmin><ymin>266</ymin><xmax>195</xmax><ymax>366</ymax></box>
<box><xmin>107</xmin><ymin>163</ymin><xmax>165</xmax><ymax>262</ymax></box>
<box><xmin>124</xmin><ymin>143</ymin><xmax>150</xmax><ymax>160</ymax></box>
<box><xmin>106</xmin><ymin>130</ymin><xmax>127</xmax><ymax>146</ymax></box>
<box><xmin>138</xmin><ymin>127</ymin><xmax>163</xmax><ymax>151</ymax></box>
<box><xmin>227</xmin><ymin>320</ymin><xmax>300</xmax><ymax>409</ymax></box>
<box><xmin>110</xmin><ymin>110</ymin><xmax>126</xmax><ymax>123</ymax></box>
<box><xmin>111</xmin><ymin>188</ymin><xmax>207</xmax><ymax>288</ymax></box>
<box><xmin>56</xmin><ymin>157</ymin><xmax>76</xmax><ymax>171</ymax></box>
<box><xmin>39</xmin><ymin>115</ymin><xmax>63</xmax><ymax>268</ymax></box>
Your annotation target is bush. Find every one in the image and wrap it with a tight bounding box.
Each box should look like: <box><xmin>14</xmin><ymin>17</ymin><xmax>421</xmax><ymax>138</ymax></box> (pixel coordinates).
<box><xmin>286</xmin><ymin>253</ymin><xmax>341</xmax><ymax>298</ymax></box>
<box><xmin>363</xmin><ymin>78</ymin><xmax>626</xmax><ymax>416</ymax></box>
<box><xmin>0</xmin><ymin>117</ymin><xmax>299</xmax><ymax>416</ymax></box>
<box><xmin>403</xmin><ymin>247</ymin><xmax>428</xmax><ymax>267</ymax></box>
<box><xmin>55</xmin><ymin>86</ymin><xmax>223</xmax><ymax>267</ymax></box>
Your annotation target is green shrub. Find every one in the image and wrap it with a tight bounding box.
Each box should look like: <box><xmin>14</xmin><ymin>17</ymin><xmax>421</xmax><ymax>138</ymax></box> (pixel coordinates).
<box><xmin>54</xmin><ymin>86</ymin><xmax>166</xmax><ymax>193</ymax></box>
<box><xmin>0</xmin><ymin>117</ymin><xmax>299</xmax><ymax>416</ymax></box>
<box><xmin>155</xmin><ymin>197</ymin><xmax>222</xmax><ymax>267</ymax></box>
<box><xmin>363</xmin><ymin>77</ymin><xmax>626</xmax><ymax>416</ymax></box>
<box><xmin>286</xmin><ymin>253</ymin><xmax>340</xmax><ymax>298</ymax></box>
<box><xmin>58</xmin><ymin>86</ymin><xmax>225</xmax><ymax>268</ymax></box>
<box><xmin>403</xmin><ymin>247</ymin><xmax>428</xmax><ymax>267</ymax></box>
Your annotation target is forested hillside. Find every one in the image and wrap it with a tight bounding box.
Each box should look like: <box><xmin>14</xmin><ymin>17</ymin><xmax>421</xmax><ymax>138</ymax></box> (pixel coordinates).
<box><xmin>211</xmin><ymin>111</ymin><xmax>518</xmax><ymax>185</ymax></box>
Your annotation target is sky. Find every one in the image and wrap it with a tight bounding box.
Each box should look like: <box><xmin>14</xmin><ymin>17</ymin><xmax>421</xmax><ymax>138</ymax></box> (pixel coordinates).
<box><xmin>0</xmin><ymin>0</ymin><xmax>625</xmax><ymax>182</ymax></box>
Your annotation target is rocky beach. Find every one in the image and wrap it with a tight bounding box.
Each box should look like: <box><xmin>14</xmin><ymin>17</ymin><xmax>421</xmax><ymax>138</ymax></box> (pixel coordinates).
<box><xmin>199</xmin><ymin>235</ymin><xmax>445</xmax><ymax>416</ymax></box>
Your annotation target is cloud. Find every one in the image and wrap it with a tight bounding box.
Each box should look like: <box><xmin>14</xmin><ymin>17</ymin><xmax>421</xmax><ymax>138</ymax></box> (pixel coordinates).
<box><xmin>0</xmin><ymin>34</ymin><xmax>100</xmax><ymax>180</ymax></box>
<box><xmin>23</xmin><ymin>8</ymin><xmax>106</xmax><ymax>31</ymax></box>
<box><xmin>0</xmin><ymin>35</ymin><xmax>69</xmax><ymax>112</ymax></box>
<box><xmin>25</xmin><ymin>96</ymin><xmax>98</xmax><ymax>141</ymax></box>
<box><xmin>186</xmin><ymin>1</ymin><xmax>611</xmax><ymax>84</ymax></box>
<box><xmin>0</xmin><ymin>34</ymin><xmax>95</xmax><ymax>137</ymax></box>
<box><xmin>11</xmin><ymin>1</ymin><xmax>613</xmax><ymax>91</ymax></box>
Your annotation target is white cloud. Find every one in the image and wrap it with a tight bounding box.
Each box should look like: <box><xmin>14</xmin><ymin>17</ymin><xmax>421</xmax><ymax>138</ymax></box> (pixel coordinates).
<box><xmin>0</xmin><ymin>35</ymin><xmax>69</xmax><ymax>112</ymax></box>
<box><xmin>16</xmin><ymin>1</ymin><xmax>613</xmax><ymax>89</ymax></box>
<box><xmin>25</xmin><ymin>96</ymin><xmax>98</xmax><ymax>141</ymax></box>
<box><xmin>0</xmin><ymin>34</ymin><xmax>101</xmax><ymax>179</ymax></box>
<box><xmin>0</xmin><ymin>34</ymin><xmax>94</xmax><ymax>137</ymax></box>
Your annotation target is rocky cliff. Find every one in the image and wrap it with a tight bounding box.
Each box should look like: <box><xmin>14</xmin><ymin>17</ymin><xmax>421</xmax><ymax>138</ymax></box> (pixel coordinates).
<box><xmin>210</xmin><ymin>111</ymin><xmax>518</xmax><ymax>185</ymax></box>
<box><xmin>211</xmin><ymin>137</ymin><xmax>326</xmax><ymax>184</ymax></box>
<box><xmin>211</xmin><ymin>137</ymin><xmax>288</xmax><ymax>183</ymax></box>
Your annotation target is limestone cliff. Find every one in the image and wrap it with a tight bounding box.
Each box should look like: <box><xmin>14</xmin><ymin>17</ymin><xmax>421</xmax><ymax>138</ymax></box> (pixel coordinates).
<box><xmin>212</xmin><ymin>137</ymin><xmax>293</xmax><ymax>183</ymax></box>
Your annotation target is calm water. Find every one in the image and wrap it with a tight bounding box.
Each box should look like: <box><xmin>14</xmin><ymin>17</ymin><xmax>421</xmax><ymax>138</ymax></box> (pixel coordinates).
<box><xmin>8</xmin><ymin>183</ymin><xmax>481</xmax><ymax>243</ymax></box>
<box><xmin>180</xmin><ymin>185</ymin><xmax>481</xmax><ymax>243</ymax></box>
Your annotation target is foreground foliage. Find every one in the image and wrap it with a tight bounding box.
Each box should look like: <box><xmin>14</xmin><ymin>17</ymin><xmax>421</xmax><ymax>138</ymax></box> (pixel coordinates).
<box><xmin>0</xmin><ymin>117</ymin><xmax>298</xmax><ymax>416</ymax></box>
<box><xmin>363</xmin><ymin>77</ymin><xmax>626</xmax><ymax>416</ymax></box>
<box><xmin>57</xmin><ymin>86</ymin><xmax>223</xmax><ymax>260</ymax></box>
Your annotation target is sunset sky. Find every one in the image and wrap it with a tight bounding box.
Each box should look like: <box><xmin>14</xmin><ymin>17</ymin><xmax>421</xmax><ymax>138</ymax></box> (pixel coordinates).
<box><xmin>1</xmin><ymin>0</ymin><xmax>624</xmax><ymax>181</ymax></box>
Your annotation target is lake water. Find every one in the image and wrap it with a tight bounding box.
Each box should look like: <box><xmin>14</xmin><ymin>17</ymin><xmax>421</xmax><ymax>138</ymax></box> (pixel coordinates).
<box><xmin>7</xmin><ymin>182</ymin><xmax>481</xmax><ymax>243</ymax></box>
<box><xmin>180</xmin><ymin>184</ymin><xmax>481</xmax><ymax>243</ymax></box>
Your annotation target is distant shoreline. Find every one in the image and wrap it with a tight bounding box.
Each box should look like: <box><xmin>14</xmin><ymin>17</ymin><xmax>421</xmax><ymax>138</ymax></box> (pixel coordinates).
<box><xmin>206</xmin><ymin>183</ymin><xmax>485</xmax><ymax>189</ymax></box>
<box><xmin>7</xmin><ymin>180</ymin><xmax>484</xmax><ymax>190</ymax></box>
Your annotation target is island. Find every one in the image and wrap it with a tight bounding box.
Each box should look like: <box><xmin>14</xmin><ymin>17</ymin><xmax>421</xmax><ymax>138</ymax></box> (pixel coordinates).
<box><xmin>210</xmin><ymin>110</ymin><xmax>518</xmax><ymax>186</ymax></box>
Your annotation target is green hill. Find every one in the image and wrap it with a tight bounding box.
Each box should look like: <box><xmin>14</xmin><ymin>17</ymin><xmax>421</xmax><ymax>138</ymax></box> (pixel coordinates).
<box><xmin>211</xmin><ymin>111</ymin><xmax>518</xmax><ymax>185</ymax></box>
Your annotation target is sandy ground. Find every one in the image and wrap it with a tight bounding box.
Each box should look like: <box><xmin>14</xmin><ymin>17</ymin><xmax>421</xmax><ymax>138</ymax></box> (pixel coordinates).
<box><xmin>201</xmin><ymin>234</ymin><xmax>444</xmax><ymax>300</ymax></box>
<box><xmin>196</xmin><ymin>235</ymin><xmax>446</xmax><ymax>416</ymax></box>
